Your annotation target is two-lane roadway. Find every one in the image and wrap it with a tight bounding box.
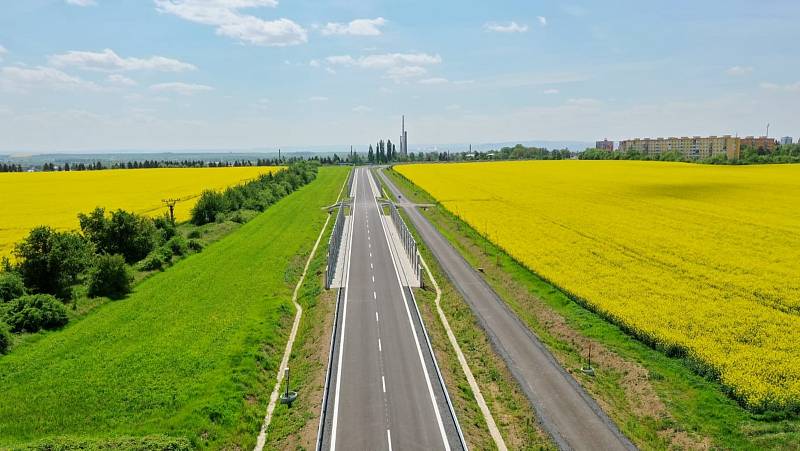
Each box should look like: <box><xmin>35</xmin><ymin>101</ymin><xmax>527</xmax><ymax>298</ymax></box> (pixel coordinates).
<box><xmin>321</xmin><ymin>167</ymin><xmax>464</xmax><ymax>450</ymax></box>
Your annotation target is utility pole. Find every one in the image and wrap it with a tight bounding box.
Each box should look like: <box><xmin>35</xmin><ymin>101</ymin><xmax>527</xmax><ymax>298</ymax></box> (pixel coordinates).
<box><xmin>161</xmin><ymin>198</ymin><xmax>179</xmax><ymax>224</ymax></box>
<box><xmin>766</xmin><ymin>123</ymin><xmax>770</xmax><ymax>138</ymax></box>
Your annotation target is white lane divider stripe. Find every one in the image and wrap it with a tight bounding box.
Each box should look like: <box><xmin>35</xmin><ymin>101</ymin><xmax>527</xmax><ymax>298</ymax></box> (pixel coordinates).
<box><xmin>382</xmin><ymin>376</ymin><xmax>386</xmax><ymax>393</ymax></box>
<box><xmin>387</xmin><ymin>430</ymin><xmax>392</xmax><ymax>451</ymax></box>
<box><xmin>378</xmin><ymin>338</ymin><xmax>382</xmax><ymax>352</ymax></box>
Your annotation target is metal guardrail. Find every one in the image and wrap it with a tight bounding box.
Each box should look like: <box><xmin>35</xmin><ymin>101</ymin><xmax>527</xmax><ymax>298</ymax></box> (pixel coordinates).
<box><xmin>389</xmin><ymin>203</ymin><xmax>421</xmax><ymax>283</ymax></box>
<box><xmin>324</xmin><ymin>169</ymin><xmax>354</xmax><ymax>289</ymax></box>
<box><xmin>325</xmin><ymin>206</ymin><xmax>345</xmax><ymax>289</ymax></box>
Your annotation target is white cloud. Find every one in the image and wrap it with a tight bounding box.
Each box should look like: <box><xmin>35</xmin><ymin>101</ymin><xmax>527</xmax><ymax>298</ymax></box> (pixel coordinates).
<box><xmin>537</xmin><ymin>16</ymin><xmax>547</xmax><ymax>26</ymax></box>
<box><xmin>326</xmin><ymin>52</ymin><xmax>442</xmax><ymax>82</ymax></box>
<box><xmin>484</xmin><ymin>21</ymin><xmax>528</xmax><ymax>33</ymax></box>
<box><xmin>306</xmin><ymin>96</ymin><xmax>328</xmax><ymax>102</ymax></box>
<box><xmin>760</xmin><ymin>81</ymin><xmax>800</xmax><ymax>92</ymax></box>
<box><xmin>322</xmin><ymin>17</ymin><xmax>386</xmax><ymax>36</ymax></box>
<box><xmin>543</xmin><ymin>88</ymin><xmax>560</xmax><ymax>94</ymax></box>
<box><xmin>308</xmin><ymin>59</ymin><xmax>320</xmax><ymax>67</ymax></box>
<box><xmin>445</xmin><ymin>104</ymin><xmax>461</xmax><ymax>111</ymax></box>
<box><xmin>150</xmin><ymin>82</ymin><xmax>213</xmax><ymax>95</ymax></box>
<box><xmin>726</xmin><ymin>66</ymin><xmax>753</xmax><ymax>76</ymax></box>
<box><xmin>325</xmin><ymin>67</ymin><xmax>336</xmax><ymax>75</ymax></box>
<box><xmin>107</xmin><ymin>74</ymin><xmax>138</xmax><ymax>86</ymax></box>
<box><xmin>66</xmin><ymin>0</ymin><xmax>97</xmax><ymax>5</ymax></box>
<box><xmin>154</xmin><ymin>0</ymin><xmax>307</xmax><ymax>47</ymax></box>
<box><xmin>0</xmin><ymin>45</ymin><xmax>7</xmax><ymax>62</ymax></box>
<box><xmin>385</xmin><ymin>66</ymin><xmax>427</xmax><ymax>81</ymax></box>
<box><xmin>326</xmin><ymin>52</ymin><xmax>441</xmax><ymax>69</ymax></box>
<box><xmin>419</xmin><ymin>77</ymin><xmax>449</xmax><ymax>85</ymax></box>
<box><xmin>352</xmin><ymin>105</ymin><xmax>371</xmax><ymax>113</ymax></box>
<box><xmin>0</xmin><ymin>66</ymin><xmax>101</xmax><ymax>92</ymax></box>
<box><xmin>567</xmin><ymin>97</ymin><xmax>601</xmax><ymax>107</ymax></box>
<box><xmin>49</xmin><ymin>49</ymin><xmax>196</xmax><ymax>72</ymax></box>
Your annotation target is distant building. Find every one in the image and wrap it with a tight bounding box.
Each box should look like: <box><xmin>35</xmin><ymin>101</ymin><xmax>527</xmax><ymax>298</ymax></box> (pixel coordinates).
<box><xmin>780</xmin><ymin>136</ymin><xmax>793</xmax><ymax>146</ymax></box>
<box><xmin>399</xmin><ymin>115</ymin><xmax>408</xmax><ymax>157</ymax></box>
<box><xmin>618</xmin><ymin>136</ymin><xmax>740</xmax><ymax>159</ymax></box>
<box><xmin>741</xmin><ymin>136</ymin><xmax>779</xmax><ymax>152</ymax></box>
<box><xmin>595</xmin><ymin>139</ymin><xmax>614</xmax><ymax>151</ymax></box>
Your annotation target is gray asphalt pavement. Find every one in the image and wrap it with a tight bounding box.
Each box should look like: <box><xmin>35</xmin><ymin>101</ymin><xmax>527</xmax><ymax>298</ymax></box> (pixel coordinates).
<box><xmin>319</xmin><ymin>167</ymin><xmax>464</xmax><ymax>451</ymax></box>
<box><xmin>378</xmin><ymin>168</ymin><xmax>636</xmax><ymax>451</ymax></box>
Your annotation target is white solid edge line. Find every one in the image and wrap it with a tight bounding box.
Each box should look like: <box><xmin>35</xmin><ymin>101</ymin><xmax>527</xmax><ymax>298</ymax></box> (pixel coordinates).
<box><xmin>255</xmin><ymin>165</ymin><xmax>349</xmax><ymax>451</ymax></box>
<box><xmin>372</xmin><ymin>179</ymin><xmax>451</xmax><ymax>451</ymax></box>
<box><xmin>330</xmin><ymin>168</ymin><xmax>359</xmax><ymax>451</ymax></box>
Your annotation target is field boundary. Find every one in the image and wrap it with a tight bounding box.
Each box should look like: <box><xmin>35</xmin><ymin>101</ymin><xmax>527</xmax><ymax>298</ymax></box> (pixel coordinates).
<box><xmin>254</xmin><ymin>168</ymin><xmax>350</xmax><ymax>450</ymax></box>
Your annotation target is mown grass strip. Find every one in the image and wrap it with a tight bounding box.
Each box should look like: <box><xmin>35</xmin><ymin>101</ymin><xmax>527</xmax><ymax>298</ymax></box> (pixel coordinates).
<box><xmin>0</xmin><ymin>166</ymin><xmax>349</xmax><ymax>449</ymax></box>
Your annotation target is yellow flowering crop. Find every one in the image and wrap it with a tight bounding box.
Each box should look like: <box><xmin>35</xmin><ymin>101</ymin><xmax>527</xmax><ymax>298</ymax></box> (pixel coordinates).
<box><xmin>0</xmin><ymin>166</ymin><xmax>281</xmax><ymax>258</ymax></box>
<box><xmin>397</xmin><ymin>160</ymin><xmax>800</xmax><ymax>411</ymax></box>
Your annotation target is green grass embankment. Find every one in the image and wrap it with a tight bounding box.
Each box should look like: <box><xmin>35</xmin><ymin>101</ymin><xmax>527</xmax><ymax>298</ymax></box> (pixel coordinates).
<box><xmin>0</xmin><ymin>167</ymin><xmax>349</xmax><ymax>449</ymax></box>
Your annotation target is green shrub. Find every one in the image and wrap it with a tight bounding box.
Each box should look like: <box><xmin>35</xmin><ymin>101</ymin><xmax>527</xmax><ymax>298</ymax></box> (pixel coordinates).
<box><xmin>187</xmin><ymin>239</ymin><xmax>203</xmax><ymax>252</ymax></box>
<box><xmin>187</xmin><ymin>229</ymin><xmax>202</xmax><ymax>239</ymax></box>
<box><xmin>87</xmin><ymin>254</ymin><xmax>133</xmax><ymax>300</ymax></box>
<box><xmin>141</xmin><ymin>253</ymin><xmax>164</xmax><ymax>271</ymax></box>
<box><xmin>0</xmin><ymin>272</ymin><xmax>26</xmax><ymax>303</ymax></box>
<box><xmin>191</xmin><ymin>190</ymin><xmax>228</xmax><ymax>225</ymax></box>
<box><xmin>166</xmin><ymin>236</ymin><xmax>188</xmax><ymax>256</ymax></box>
<box><xmin>13</xmin><ymin>226</ymin><xmax>93</xmax><ymax>299</ymax></box>
<box><xmin>78</xmin><ymin>208</ymin><xmax>158</xmax><ymax>263</ymax></box>
<box><xmin>0</xmin><ymin>321</ymin><xmax>10</xmax><ymax>354</ymax></box>
<box><xmin>153</xmin><ymin>213</ymin><xmax>177</xmax><ymax>241</ymax></box>
<box><xmin>159</xmin><ymin>247</ymin><xmax>174</xmax><ymax>263</ymax></box>
<box><xmin>4</xmin><ymin>294</ymin><xmax>69</xmax><ymax>333</ymax></box>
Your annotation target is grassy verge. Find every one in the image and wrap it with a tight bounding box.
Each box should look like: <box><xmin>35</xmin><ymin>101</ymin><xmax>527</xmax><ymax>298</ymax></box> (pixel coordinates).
<box><xmin>0</xmin><ymin>166</ymin><xmax>349</xmax><ymax>449</ymax></box>
<box><xmin>373</xmin><ymin>169</ymin><xmax>555</xmax><ymax>450</ymax></box>
<box><xmin>384</xmin><ymin>167</ymin><xmax>800</xmax><ymax>451</ymax></box>
<box><xmin>262</xmin><ymin>210</ymin><xmax>337</xmax><ymax>450</ymax></box>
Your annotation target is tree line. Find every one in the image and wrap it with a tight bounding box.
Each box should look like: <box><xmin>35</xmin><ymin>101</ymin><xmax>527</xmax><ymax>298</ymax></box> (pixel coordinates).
<box><xmin>3</xmin><ymin>154</ymin><xmax>349</xmax><ymax>173</ymax></box>
<box><xmin>0</xmin><ymin>162</ymin><xmax>318</xmax><ymax>354</ymax></box>
<box><xmin>0</xmin><ymin>164</ymin><xmax>24</xmax><ymax>172</ymax></box>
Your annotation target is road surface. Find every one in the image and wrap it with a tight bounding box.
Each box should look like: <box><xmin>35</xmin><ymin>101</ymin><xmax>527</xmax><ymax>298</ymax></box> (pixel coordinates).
<box><xmin>319</xmin><ymin>167</ymin><xmax>464</xmax><ymax>451</ymax></box>
<box><xmin>378</xmin><ymin>168</ymin><xmax>636</xmax><ymax>451</ymax></box>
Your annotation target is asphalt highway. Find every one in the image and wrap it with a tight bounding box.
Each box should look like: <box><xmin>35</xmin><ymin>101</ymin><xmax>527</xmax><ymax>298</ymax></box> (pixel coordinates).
<box><xmin>320</xmin><ymin>167</ymin><xmax>464</xmax><ymax>451</ymax></box>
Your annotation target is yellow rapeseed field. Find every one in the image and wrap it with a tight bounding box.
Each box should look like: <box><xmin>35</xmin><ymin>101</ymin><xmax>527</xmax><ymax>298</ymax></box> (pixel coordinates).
<box><xmin>397</xmin><ymin>160</ymin><xmax>800</xmax><ymax>410</ymax></box>
<box><xmin>0</xmin><ymin>166</ymin><xmax>280</xmax><ymax>258</ymax></box>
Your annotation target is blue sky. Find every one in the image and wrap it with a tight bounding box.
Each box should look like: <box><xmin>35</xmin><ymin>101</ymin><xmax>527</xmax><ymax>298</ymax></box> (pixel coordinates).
<box><xmin>0</xmin><ymin>0</ymin><xmax>798</xmax><ymax>153</ymax></box>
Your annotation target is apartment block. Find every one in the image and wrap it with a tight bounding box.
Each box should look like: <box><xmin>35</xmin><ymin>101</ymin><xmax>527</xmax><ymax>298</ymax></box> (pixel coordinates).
<box><xmin>595</xmin><ymin>139</ymin><xmax>614</xmax><ymax>151</ymax></box>
<box><xmin>780</xmin><ymin>136</ymin><xmax>793</xmax><ymax>146</ymax></box>
<box><xmin>618</xmin><ymin>136</ymin><xmax>741</xmax><ymax>159</ymax></box>
<box><xmin>741</xmin><ymin>136</ymin><xmax>779</xmax><ymax>152</ymax></box>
